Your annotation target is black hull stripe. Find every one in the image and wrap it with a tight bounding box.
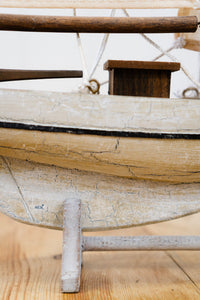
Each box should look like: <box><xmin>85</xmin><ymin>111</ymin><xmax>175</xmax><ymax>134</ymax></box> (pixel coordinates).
<box><xmin>0</xmin><ymin>121</ymin><xmax>200</xmax><ymax>140</ymax></box>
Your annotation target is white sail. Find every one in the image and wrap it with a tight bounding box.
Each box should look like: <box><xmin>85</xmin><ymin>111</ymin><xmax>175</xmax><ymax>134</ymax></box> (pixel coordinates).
<box><xmin>0</xmin><ymin>0</ymin><xmax>197</xmax><ymax>9</ymax></box>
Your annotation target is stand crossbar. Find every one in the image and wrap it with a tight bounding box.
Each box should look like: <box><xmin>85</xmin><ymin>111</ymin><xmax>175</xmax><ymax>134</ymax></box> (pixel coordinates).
<box><xmin>83</xmin><ymin>236</ymin><xmax>200</xmax><ymax>251</ymax></box>
<box><xmin>61</xmin><ymin>198</ymin><xmax>200</xmax><ymax>293</ymax></box>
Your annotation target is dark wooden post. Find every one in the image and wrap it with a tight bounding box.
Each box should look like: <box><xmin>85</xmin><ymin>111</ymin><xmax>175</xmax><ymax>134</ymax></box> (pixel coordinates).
<box><xmin>104</xmin><ymin>60</ymin><xmax>180</xmax><ymax>98</ymax></box>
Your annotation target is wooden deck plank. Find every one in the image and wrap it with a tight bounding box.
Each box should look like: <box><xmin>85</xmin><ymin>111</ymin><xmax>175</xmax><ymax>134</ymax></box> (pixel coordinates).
<box><xmin>0</xmin><ymin>212</ymin><xmax>200</xmax><ymax>299</ymax></box>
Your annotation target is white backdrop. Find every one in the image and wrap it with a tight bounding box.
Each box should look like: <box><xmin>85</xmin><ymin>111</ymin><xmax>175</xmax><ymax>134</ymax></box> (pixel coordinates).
<box><xmin>0</xmin><ymin>8</ymin><xmax>199</xmax><ymax>97</ymax></box>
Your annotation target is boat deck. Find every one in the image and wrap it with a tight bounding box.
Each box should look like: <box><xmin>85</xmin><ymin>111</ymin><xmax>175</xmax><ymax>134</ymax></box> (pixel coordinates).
<box><xmin>0</xmin><ymin>212</ymin><xmax>199</xmax><ymax>299</ymax></box>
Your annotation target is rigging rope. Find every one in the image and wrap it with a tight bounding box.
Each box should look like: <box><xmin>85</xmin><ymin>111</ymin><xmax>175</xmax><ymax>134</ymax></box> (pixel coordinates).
<box><xmin>74</xmin><ymin>9</ymin><xmax>115</xmax><ymax>93</ymax></box>
<box><xmin>89</xmin><ymin>9</ymin><xmax>116</xmax><ymax>80</ymax></box>
<box><xmin>73</xmin><ymin>8</ymin><xmax>90</xmax><ymax>91</ymax></box>
<box><xmin>153</xmin><ymin>37</ymin><xmax>186</xmax><ymax>61</ymax></box>
<box><xmin>123</xmin><ymin>9</ymin><xmax>200</xmax><ymax>90</ymax></box>
<box><xmin>74</xmin><ymin>8</ymin><xmax>200</xmax><ymax>93</ymax></box>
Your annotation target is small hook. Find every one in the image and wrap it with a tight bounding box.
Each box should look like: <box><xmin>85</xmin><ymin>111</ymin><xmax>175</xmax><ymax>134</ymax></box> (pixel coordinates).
<box><xmin>87</xmin><ymin>79</ymin><xmax>100</xmax><ymax>94</ymax></box>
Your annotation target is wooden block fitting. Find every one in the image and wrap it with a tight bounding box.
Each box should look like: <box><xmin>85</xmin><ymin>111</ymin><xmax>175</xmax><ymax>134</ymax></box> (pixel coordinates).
<box><xmin>104</xmin><ymin>60</ymin><xmax>180</xmax><ymax>98</ymax></box>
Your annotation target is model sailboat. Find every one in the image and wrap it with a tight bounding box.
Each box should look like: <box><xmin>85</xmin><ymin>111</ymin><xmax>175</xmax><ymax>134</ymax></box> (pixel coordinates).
<box><xmin>0</xmin><ymin>0</ymin><xmax>200</xmax><ymax>293</ymax></box>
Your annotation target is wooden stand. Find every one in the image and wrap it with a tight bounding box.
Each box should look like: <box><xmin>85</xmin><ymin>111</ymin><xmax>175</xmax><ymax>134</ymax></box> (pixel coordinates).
<box><xmin>61</xmin><ymin>198</ymin><xmax>82</xmax><ymax>293</ymax></box>
<box><xmin>61</xmin><ymin>198</ymin><xmax>200</xmax><ymax>293</ymax></box>
<box><xmin>104</xmin><ymin>60</ymin><xmax>180</xmax><ymax>98</ymax></box>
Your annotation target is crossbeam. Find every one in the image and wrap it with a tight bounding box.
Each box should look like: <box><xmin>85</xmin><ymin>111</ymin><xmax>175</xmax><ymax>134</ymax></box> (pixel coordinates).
<box><xmin>83</xmin><ymin>236</ymin><xmax>200</xmax><ymax>251</ymax></box>
<box><xmin>0</xmin><ymin>15</ymin><xmax>198</xmax><ymax>33</ymax></box>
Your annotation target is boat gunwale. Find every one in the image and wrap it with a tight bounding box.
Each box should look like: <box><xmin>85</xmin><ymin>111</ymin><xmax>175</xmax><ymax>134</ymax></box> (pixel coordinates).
<box><xmin>1</xmin><ymin>89</ymin><xmax>200</xmax><ymax>137</ymax></box>
<box><xmin>1</xmin><ymin>121</ymin><xmax>200</xmax><ymax>140</ymax></box>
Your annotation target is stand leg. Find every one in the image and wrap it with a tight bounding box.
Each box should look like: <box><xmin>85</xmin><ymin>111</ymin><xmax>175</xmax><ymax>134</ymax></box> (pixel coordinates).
<box><xmin>61</xmin><ymin>198</ymin><xmax>82</xmax><ymax>293</ymax></box>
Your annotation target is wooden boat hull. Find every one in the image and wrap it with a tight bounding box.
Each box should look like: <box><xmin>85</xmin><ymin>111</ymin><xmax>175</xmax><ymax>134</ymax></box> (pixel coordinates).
<box><xmin>1</xmin><ymin>89</ymin><xmax>200</xmax><ymax>183</ymax></box>
<box><xmin>0</xmin><ymin>127</ymin><xmax>200</xmax><ymax>183</ymax></box>
<box><xmin>0</xmin><ymin>89</ymin><xmax>200</xmax><ymax>230</ymax></box>
<box><xmin>1</xmin><ymin>156</ymin><xmax>200</xmax><ymax>231</ymax></box>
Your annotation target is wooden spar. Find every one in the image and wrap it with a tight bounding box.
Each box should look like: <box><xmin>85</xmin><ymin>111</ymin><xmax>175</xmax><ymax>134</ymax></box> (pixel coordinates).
<box><xmin>0</xmin><ymin>15</ymin><xmax>198</xmax><ymax>33</ymax></box>
<box><xmin>0</xmin><ymin>69</ymin><xmax>83</xmax><ymax>82</ymax></box>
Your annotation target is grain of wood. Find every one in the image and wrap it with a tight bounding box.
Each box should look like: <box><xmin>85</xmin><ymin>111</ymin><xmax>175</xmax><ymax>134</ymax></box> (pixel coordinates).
<box><xmin>0</xmin><ymin>212</ymin><xmax>200</xmax><ymax>299</ymax></box>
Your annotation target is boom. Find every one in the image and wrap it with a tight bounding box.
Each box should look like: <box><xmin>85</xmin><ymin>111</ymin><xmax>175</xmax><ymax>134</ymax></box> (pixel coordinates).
<box><xmin>0</xmin><ymin>14</ymin><xmax>198</xmax><ymax>33</ymax></box>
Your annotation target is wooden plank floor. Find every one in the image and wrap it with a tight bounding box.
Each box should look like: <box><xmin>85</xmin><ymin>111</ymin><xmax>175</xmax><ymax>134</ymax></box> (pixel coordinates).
<box><xmin>0</xmin><ymin>212</ymin><xmax>199</xmax><ymax>299</ymax></box>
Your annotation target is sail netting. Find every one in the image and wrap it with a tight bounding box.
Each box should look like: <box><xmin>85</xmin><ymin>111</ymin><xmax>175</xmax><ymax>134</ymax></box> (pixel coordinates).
<box><xmin>0</xmin><ymin>0</ymin><xmax>197</xmax><ymax>9</ymax></box>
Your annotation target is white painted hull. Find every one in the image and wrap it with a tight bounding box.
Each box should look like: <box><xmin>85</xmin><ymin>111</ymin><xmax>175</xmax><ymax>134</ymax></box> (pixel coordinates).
<box><xmin>0</xmin><ymin>89</ymin><xmax>200</xmax><ymax>230</ymax></box>
<box><xmin>1</xmin><ymin>127</ymin><xmax>200</xmax><ymax>183</ymax></box>
<box><xmin>1</xmin><ymin>156</ymin><xmax>200</xmax><ymax>231</ymax></box>
<box><xmin>0</xmin><ymin>89</ymin><xmax>200</xmax><ymax>183</ymax></box>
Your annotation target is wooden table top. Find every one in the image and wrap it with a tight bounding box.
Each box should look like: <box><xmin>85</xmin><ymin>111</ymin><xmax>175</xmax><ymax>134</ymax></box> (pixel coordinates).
<box><xmin>0</xmin><ymin>212</ymin><xmax>199</xmax><ymax>299</ymax></box>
